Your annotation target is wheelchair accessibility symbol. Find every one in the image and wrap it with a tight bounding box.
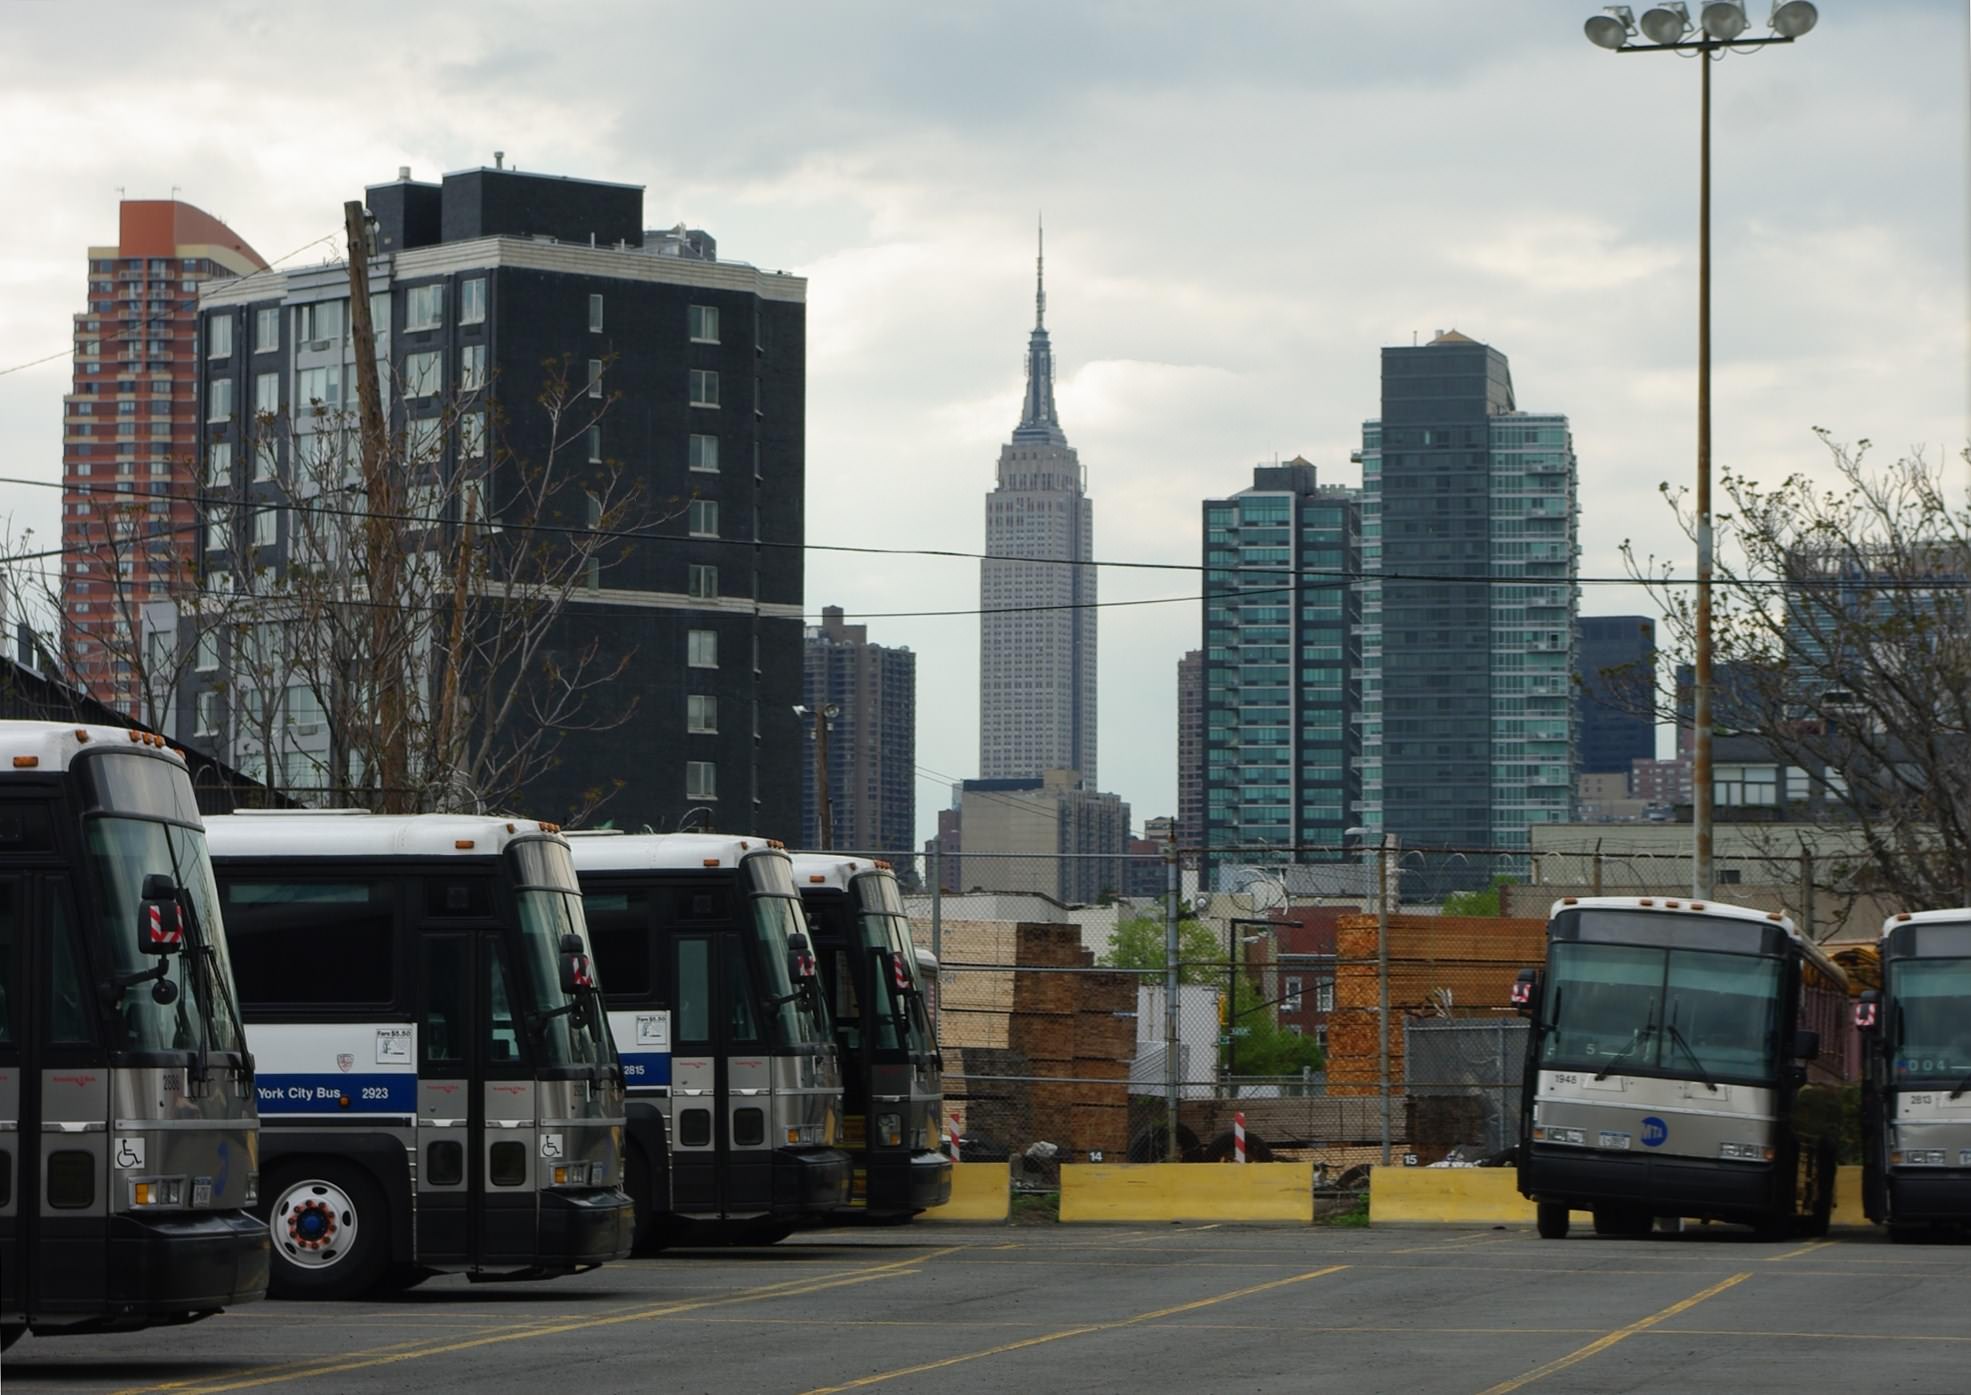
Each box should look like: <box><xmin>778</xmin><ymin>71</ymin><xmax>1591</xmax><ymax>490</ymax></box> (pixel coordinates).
<box><xmin>540</xmin><ymin>1133</ymin><xmax>565</xmax><ymax>1160</ymax></box>
<box><xmin>1641</xmin><ymin>1116</ymin><xmax>1669</xmax><ymax>1149</ymax></box>
<box><xmin>115</xmin><ymin>1137</ymin><xmax>145</xmax><ymax>1169</ymax></box>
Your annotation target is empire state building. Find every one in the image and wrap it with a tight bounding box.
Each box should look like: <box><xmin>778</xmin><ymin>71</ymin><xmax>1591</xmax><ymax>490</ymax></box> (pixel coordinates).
<box><xmin>978</xmin><ymin>229</ymin><xmax>1097</xmax><ymax>788</ymax></box>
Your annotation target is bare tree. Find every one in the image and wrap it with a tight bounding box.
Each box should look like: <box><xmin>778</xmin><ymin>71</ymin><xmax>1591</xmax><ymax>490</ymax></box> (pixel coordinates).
<box><xmin>1625</xmin><ymin>432</ymin><xmax>1971</xmax><ymax>909</ymax></box>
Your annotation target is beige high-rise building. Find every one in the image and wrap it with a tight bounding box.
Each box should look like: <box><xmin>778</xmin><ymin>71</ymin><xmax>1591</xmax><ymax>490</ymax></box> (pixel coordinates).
<box><xmin>978</xmin><ymin>228</ymin><xmax>1097</xmax><ymax>788</ymax></box>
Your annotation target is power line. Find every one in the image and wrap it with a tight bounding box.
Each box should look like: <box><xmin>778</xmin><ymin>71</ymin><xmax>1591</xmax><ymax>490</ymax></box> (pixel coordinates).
<box><xmin>8</xmin><ymin>473</ymin><xmax>1923</xmax><ymax>597</ymax></box>
<box><xmin>0</xmin><ymin>230</ymin><xmax>343</xmax><ymax>381</ymax></box>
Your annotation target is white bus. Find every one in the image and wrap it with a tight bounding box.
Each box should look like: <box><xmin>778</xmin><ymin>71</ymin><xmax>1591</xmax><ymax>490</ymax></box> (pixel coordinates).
<box><xmin>0</xmin><ymin>722</ymin><xmax>265</xmax><ymax>1349</ymax></box>
<box><xmin>207</xmin><ymin>811</ymin><xmax>632</xmax><ymax>1296</ymax></box>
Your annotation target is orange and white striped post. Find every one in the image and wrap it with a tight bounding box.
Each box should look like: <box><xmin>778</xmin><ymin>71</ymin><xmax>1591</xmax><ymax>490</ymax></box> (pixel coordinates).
<box><xmin>1233</xmin><ymin>1111</ymin><xmax>1247</xmax><ymax>1164</ymax></box>
<box><xmin>949</xmin><ymin>1113</ymin><xmax>963</xmax><ymax>1163</ymax></box>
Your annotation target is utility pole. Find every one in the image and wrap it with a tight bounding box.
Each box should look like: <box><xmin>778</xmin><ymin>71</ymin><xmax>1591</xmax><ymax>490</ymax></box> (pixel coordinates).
<box><xmin>1163</xmin><ymin>832</ymin><xmax>1180</xmax><ymax>1162</ymax></box>
<box><xmin>1377</xmin><ymin>834</ymin><xmax>1394</xmax><ymax>1167</ymax></box>
<box><xmin>815</xmin><ymin>706</ymin><xmax>833</xmax><ymax>850</ymax></box>
<box><xmin>343</xmin><ymin>201</ymin><xmax>406</xmax><ymax>812</ymax></box>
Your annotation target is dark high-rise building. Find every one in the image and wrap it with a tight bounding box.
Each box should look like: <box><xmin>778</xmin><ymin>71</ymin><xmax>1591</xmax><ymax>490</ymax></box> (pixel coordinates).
<box><xmin>1359</xmin><ymin>330</ymin><xmax>1578</xmax><ymax>853</ymax></box>
<box><xmin>184</xmin><ymin>164</ymin><xmax>806</xmax><ymax>833</ymax></box>
<box><xmin>1177</xmin><ymin>649</ymin><xmax>1203</xmax><ymax>848</ymax></box>
<box><xmin>1200</xmin><ymin>459</ymin><xmax>1361</xmax><ymax>867</ymax></box>
<box><xmin>61</xmin><ymin>201</ymin><xmax>265</xmax><ymax>715</ymax></box>
<box><xmin>801</xmin><ymin>605</ymin><xmax>915</xmax><ymax>853</ymax></box>
<box><xmin>1577</xmin><ymin>616</ymin><xmax>1656</xmax><ymax>776</ymax></box>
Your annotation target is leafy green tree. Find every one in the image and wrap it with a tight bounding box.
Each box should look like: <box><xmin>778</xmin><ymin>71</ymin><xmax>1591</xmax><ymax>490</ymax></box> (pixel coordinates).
<box><xmin>1226</xmin><ymin>968</ymin><xmax>1325</xmax><ymax>1076</ymax></box>
<box><xmin>1442</xmin><ymin>876</ymin><xmax>1515</xmax><ymax>917</ymax></box>
<box><xmin>1102</xmin><ymin>914</ymin><xmax>1223</xmax><ymax>986</ymax></box>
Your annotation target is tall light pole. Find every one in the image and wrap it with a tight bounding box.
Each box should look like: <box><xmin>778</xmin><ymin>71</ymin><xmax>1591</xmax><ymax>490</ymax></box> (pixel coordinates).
<box><xmin>1583</xmin><ymin>1</ymin><xmax>1820</xmax><ymax>898</ymax></box>
<box><xmin>793</xmin><ymin>704</ymin><xmax>840</xmax><ymax>849</ymax></box>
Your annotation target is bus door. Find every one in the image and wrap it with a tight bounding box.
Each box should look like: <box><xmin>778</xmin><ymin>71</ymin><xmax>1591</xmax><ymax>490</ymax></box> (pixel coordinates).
<box><xmin>2</xmin><ymin>872</ymin><xmax>104</xmax><ymax>1320</ymax></box>
<box><xmin>417</xmin><ymin>928</ymin><xmax>534</xmax><ymax>1267</ymax></box>
<box><xmin>669</xmin><ymin>931</ymin><xmax>773</xmax><ymax>1218</ymax></box>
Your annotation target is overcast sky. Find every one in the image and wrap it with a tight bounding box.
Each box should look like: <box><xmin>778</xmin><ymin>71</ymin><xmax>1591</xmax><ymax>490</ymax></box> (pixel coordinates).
<box><xmin>1</xmin><ymin>0</ymin><xmax>1966</xmax><ymax>845</ymax></box>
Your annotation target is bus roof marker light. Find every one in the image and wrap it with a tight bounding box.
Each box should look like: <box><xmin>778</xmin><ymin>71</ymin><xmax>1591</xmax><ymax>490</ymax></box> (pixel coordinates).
<box><xmin>12</xmin><ymin>756</ymin><xmax>37</xmax><ymax>768</ymax></box>
<box><xmin>74</xmin><ymin>728</ymin><xmax>90</xmax><ymax>742</ymax></box>
<box><xmin>740</xmin><ymin>841</ymin><xmax>750</xmax><ymax>850</ymax></box>
<box><xmin>703</xmin><ymin>858</ymin><xmax>720</xmax><ymax>867</ymax></box>
<box><xmin>455</xmin><ymin>840</ymin><xmax>475</xmax><ymax>850</ymax></box>
<box><xmin>1691</xmin><ymin>901</ymin><xmax>1707</xmax><ymax>910</ymax></box>
<box><xmin>809</xmin><ymin>874</ymin><xmax>825</xmax><ymax>883</ymax></box>
<box><xmin>1563</xmin><ymin>896</ymin><xmax>1578</xmax><ymax>905</ymax></box>
<box><xmin>1666</xmin><ymin>899</ymin><xmax>1682</xmax><ymax>908</ymax></box>
<box><xmin>1639</xmin><ymin>898</ymin><xmax>1655</xmax><ymax>907</ymax></box>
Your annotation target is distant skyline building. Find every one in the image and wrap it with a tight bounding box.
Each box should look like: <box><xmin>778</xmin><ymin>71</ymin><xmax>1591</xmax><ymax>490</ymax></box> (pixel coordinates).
<box><xmin>61</xmin><ymin>200</ymin><xmax>265</xmax><ymax>714</ymax></box>
<box><xmin>1199</xmin><ymin>459</ymin><xmax>1361</xmax><ymax>871</ymax></box>
<box><xmin>978</xmin><ymin>227</ymin><xmax>1097</xmax><ymax>787</ymax></box>
<box><xmin>1358</xmin><ymin>330</ymin><xmax>1578</xmax><ymax>855</ymax></box>
<box><xmin>1176</xmin><ymin>649</ymin><xmax>1203</xmax><ymax>849</ymax></box>
<box><xmin>1577</xmin><ymin>615</ymin><xmax>1656</xmax><ymax>778</ymax></box>
<box><xmin>955</xmin><ymin>770</ymin><xmax>1128</xmax><ymax>905</ymax></box>
<box><xmin>801</xmin><ymin>605</ymin><xmax>915</xmax><ymax>852</ymax></box>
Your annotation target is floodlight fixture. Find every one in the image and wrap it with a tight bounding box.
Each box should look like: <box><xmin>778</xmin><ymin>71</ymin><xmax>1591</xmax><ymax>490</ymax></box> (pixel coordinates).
<box><xmin>1639</xmin><ymin>2</ymin><xmax>1691</xmax><ymax>44</ymax></box>
<box><xmin>1585</xmin><ymin>5</ymin><xmax>1637</xmax><ymax>48</ymax></box>
<box><xmin>1700</xmin><ymin>0</ymin><xmax>1749</xmax><ymax>39</ymax></box>
<box><xmin>1769</xmin><ymin>0</ymin><xmax>1817</xmax><ymax>37</ymax></box>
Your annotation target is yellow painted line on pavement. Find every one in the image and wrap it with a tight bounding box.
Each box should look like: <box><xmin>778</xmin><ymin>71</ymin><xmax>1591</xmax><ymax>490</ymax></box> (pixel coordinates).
<box><xmin>1474</xmin><ymin>1270</ymin><xmax>1754</xmax><ymax>1395</ymax></box>
<box><xmin>1765</xmin><ymin>1239</ymin><xmax>1836</xmax><ymax>1262</ymax></box>
<box><xmin>798</xmin><ymin>1263</ymin><xmax>1348</xmax><ymax>1394</ymax></box>
<box><xmin>109</xmin><ymin>1247</ymin><xmax>957</xmax><ymax>1395</ymax></box>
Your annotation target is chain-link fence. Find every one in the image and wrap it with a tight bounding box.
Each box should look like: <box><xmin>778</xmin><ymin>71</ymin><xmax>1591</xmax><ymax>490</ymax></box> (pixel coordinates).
<box><xmin>798</xmin><ymin>842</ymin><xmax>1867</xmax><ymax>1181</ymax></box>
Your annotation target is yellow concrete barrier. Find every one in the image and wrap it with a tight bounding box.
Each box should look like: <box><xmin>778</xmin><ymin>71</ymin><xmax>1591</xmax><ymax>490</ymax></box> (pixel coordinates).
<box><xmin>1059</xmin><ymin>1163</ymin><xmax>1314</xmax><ymax>1223</ymax></box>
<box><xmin>927</xmin><ymin>1160</ymin><xmax>1010</xmax><ymax>1222</ymax></box>
<box><xmin>1372</xmin><ymin>1163</ymin><xmax>1877</xmax><ymax>1228</ymax></box>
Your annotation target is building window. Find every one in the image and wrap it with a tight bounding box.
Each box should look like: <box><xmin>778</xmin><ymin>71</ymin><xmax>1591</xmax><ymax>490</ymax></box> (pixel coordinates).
<box><xmin>460</xmin><ymin>277</ymin><xmax>486</xmax><ymax>326</ymax></box>
<box><xmin>404</xmin><ymin>351</ymin><xmax>442</xmax><ymax>399</ymax></box>
<box><xmin>207</xmin><ymin>378</ymin><xmax>233</xmax><ymax>421</ymax></box>
<box><xmin>686</xmin><ymin>761</ymin><xmax>717</xmax><ymax>801</ymax></box>
<box><xmin>588</xmin><ymin>358</ymin><xmax>603</xmax><ymax>399</ymax></box>
<box><xmin>252</xmin><ymin>508</ymin><xmax>278</xmax><ymax>549</ymax></box>
<box><xmin>296</xmin><ymin>300</ymin><xmax>343</xmax><ymax>344</ymax></box>
<box><xmin>688</xmin><ymin>304</ymin><xmax>719</xmax><ymax>343</ymax></box>
<box><xmin>689</xmin><ymin>369</ymin><xmax>719</xmax><ymax>408</ymax></box>
<box><xmin>588</xmin><ymin>294</ymin><xmax>603</xmax><ymax>333</ymax></box>
<box><xmin>206</xmin><ymin>314</ymin><xmax>232</xmax><ymax>358</ymax></box>
<box><xmin>296</xmin><ymin>364</ymin><xmax>343</xmax><ymax>410</ymax></box>
<box><xmin>460</xmin><ymin>343</ymin><xmax>486</xmax><ymax>392</ymax></box>
<box><xmin>194</xmin><ymin>689</ymin><xmax>220</xmax><ymax>738</ymax></box>
<box><xmin>405</xmin><ymin>283</ymin><xmax>444</xmax><ymax>332</ymax></box>
<box><xmin>1315</xmin><ymin>980</ymin><xmax>1335</xmax><ymax>1013</ymax></box>
<box><xmin>460</xmin><ymin>412</ymin><xmax>487</xmax><ymax>460</ymax></box>
<box><xmin>254</xmin><ymin>372</ymin><xmax>279</xmax><ymax>416</ymax></box>
<box><xmin>687</xmin><ymin>500</ymin><xmax>718</xmax><ymax>538</ymax></box>
<box><xmin>687</xmin><ymin>629</ymin><xmax>717</xmax><ymax>668</ymax></box>
<box><xmin>586</xmin><ymin>425</ymin><xmax>602</xmax><ymax>463</ymax></box>
<box><xmin>1283</xmin><ymin>976</ymin><xmax>1304</xmax><ymax>1012</ymax></box>
<box><xmin>195</xmin><ymin>630</ymin><xmax>220</xmax><ymax>673</ymax></box>
<box><xmin>689</xmin><ymin>434</ymin><xmax>719</xmax><ymax>473</ymax></box>
<box><xmin>251</xmin><ymin>306</ymin><xmax>278</xmax><ymax>352</ymax></box>
<box><xmin>687</xmin><ymin>694</ymin><xmax>717</xmax><ymax>734</ymax></box>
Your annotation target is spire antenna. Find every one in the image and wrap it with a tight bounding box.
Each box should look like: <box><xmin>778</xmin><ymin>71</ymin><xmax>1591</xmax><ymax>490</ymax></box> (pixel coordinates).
<box><xmin>1035</xmin><ymin>213</ymin><xmax>1046</xmax><ymax>328</ymax></box>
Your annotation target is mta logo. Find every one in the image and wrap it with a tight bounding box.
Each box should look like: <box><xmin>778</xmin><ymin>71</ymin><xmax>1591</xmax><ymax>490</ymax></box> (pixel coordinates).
<box><xmin>1640</xmin><ymin>1116</ymin><xmax>1669</xmax><ymax>1149</ymax></box>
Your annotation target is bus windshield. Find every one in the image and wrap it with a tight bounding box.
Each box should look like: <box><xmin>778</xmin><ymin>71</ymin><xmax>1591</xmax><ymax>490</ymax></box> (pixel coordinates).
<box><xmin>511</xmin><ymin>840</ymin><xmax>613</xmax><ymax>1069</ymax></box>
<box><xmin>745</xmin><ymin>854</ymin><xmax>829</xmax><ymax>1049</ymax></box>
<box><xmin>86</xmin><ymin>816</ymin><xmax>244</xmax><ymax>1057</ymax></box>
<box><xmin>1542</xmin><ymin>940</ymin><xmax>1781</xmax><ymax>1083</ymax></box>
<box><xmin>1888</xmin><ymin>957</ymin><xmax>1971</xmax><ymax>1082</ymax></box>
<box><xmin>854</xmin><ymin>875</ymin><xmax>931</xmax><ymax>1057</ymax></box>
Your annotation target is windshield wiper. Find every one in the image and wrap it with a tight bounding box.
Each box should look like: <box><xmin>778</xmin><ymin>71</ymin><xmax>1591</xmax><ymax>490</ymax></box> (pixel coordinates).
<box><xmin>1949</xmin><ymin>1070</ymin><xmax>1971</xmax><ymax>1101</ymax></box>
<box><xmin>1661</xmin><ymin>1020</ymin><xmax>1719</xmax><ymax>1092</ymax></box>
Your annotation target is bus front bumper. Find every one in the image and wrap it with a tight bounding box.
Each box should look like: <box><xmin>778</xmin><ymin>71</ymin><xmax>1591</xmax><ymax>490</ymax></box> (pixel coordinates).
<box><xmin>863</xmin><ymin>1150</ymin><xmax>953</xmax><ymax>1216</ymax></box>
<box><xmin>1887</xmin><ymin>1168</ymin><xmax>1971</xmax><ymax>1223</ymax></box>
<box><xmin>65</xmin><ymin>1210</ymin><xmax>268</xmax><ymax>1324</ymax></box>
<box><xmin>536</xmin><ymin>1188</ymin><xmax>636</xmax><ymax>1267</ymax></box>
<box><xmin>778</xmin><ymin>1147</ymin><xmax>853</xmax><ymax>1213</ymax></box>
<box><xmin>1524</xmin><ymin>1143</ymin><xmax>1774</xmax><ymax>1221</ymax></box>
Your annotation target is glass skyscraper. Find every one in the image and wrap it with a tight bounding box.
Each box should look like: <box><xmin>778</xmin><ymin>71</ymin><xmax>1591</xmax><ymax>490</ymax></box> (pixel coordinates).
<box><xmin>1200</xmin><ymin>459</ymin><xmax>1361</xmax><ymax>867</ymax></box>
<box><xmin>1358</xmin><ymin>331</ymin><xmax>1577</xmax><ymax>855</ymax></box>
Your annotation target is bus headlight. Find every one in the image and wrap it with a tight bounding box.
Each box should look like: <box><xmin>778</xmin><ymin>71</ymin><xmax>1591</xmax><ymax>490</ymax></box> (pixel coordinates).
<box><xmin>1718</xmin><ymin>1142</ymin><xmax>1774</xmax><ymax>1162</ymax></box>
<box><xmin>131</xmin><ymin>1176</ymin><xmax>187</xmax><ymax>1208</ymax></box>
<box><xmin>244</xmin><ymin>1171</ymin><xmax>259</xmax><ymax>1206</ymax></box>
<box><xmin>549</xmin><ymin>1162</ymin><xmax>602</xmax><ymax>1188</ymax></box>
<box><xmin>876</xmin><ymin>1113</ymin><xmax>904</xmax><ymax>1147</ymax></box>
<box><xmin>1892</xmin><ymin>1149</ymin><xmax>1948</xmax><ymax>1166</ymax></box>
<box><xmin>1532</xmin><ymin>1126</ymin><xmax>1585</xmax><ymax>1146</ymax></box>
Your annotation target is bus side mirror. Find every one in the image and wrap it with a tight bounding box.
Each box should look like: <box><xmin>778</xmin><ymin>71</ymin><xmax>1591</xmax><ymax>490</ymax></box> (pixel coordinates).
<box><xmin>1854</xmin><ymin>991</ymin><xmax>1880</xmax><ymax>1032</ymax></box>
<box><xmin>786</xmin><ymin>932</ymin><xmax>816</xmax><ymax>981</ymax></box>
<box><xmin>138</xmin><ymin>874</ymin><xmax>185</xmax><ymax>958</ymax></box>
<box><xmin>558</xmin><ymin>933</ymin><xmax>585</xmax><ymax>955</ymax></box>
<box><xmin>1794</xmin><ymin>1028</ymin><xmax>1820</xmax><ymax>1062</ymax></box>
<box><xmin>1511</xmin><ymin>967</ymin><xmax>1539</xmax><ymax>1017</ymax></box>
<box><xmin>560</xmin><ymin>950</ymin><xmax>595</xmax><ymax>995</ymax></box>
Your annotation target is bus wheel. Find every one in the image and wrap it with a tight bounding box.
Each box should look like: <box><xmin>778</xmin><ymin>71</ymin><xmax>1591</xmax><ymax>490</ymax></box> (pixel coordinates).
<box><xmin>266</xmin><ymin>1164</ymin><xmax>389</xmax><ymax>1300</ymax></box>
<box><xmin>627</xmin><ymin>1147</ymin><xmax>664</xmax><ymax>1256</ymax></box>
<box><xmin>1535</xmin><ymin>1202</ymin><xmax>1570</xmax><ymax>1239</ymax></box>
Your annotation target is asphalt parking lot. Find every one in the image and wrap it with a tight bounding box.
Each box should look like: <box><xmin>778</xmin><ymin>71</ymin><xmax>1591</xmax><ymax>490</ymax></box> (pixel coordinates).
<box><xmin>7</xmin><ymin>1222</ymin><xmax>1970</xmax><ymax>1395</ymax></box>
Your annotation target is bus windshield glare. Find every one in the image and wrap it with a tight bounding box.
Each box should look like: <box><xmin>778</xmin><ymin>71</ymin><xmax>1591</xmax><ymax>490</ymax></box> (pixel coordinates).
<box><xmin>1541</xmin><ymin>940</ymin><xmax>1781</xmax><ymax>1082</ymax></box>
<box><xmin>854</xmin><ymin>876</ymin><xmax>930</xmax><ymax>1055</ymax></box>
<box><xmin>1887</xmin><ymin>957</ymin><xmax>1971</xmax><ymax>1081</ymax></box>
<box><xmin>745</xmin><ymin>855</ymin><xmax>829</xmax><ymax>1049</ymax></box>
<box><xmin>509</xmin><ymin>839</ymin><xmax>613</xmax><ymax>1069</ymax></box>
<box><xmin>86</xmin><ymin>815</ymin><xmax>244</xmax><ymax>1056</ymax></box>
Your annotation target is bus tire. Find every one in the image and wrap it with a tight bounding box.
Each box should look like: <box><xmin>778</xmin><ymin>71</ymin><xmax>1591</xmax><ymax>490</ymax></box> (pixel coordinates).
<box><xmin>265</xmin><ymin>1162</ymin><xmax>390</xmax><ymax>1300</ymax></box>
<box><xmin>1535</xmin><ymin>1202</ymin><xmax>1570</xmax><ymax>1239</ymax></box>
<box><xmin>628</xmin><ymin>1145</ymin><xmax>666</xmax><ymax>1255</ymax></box>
